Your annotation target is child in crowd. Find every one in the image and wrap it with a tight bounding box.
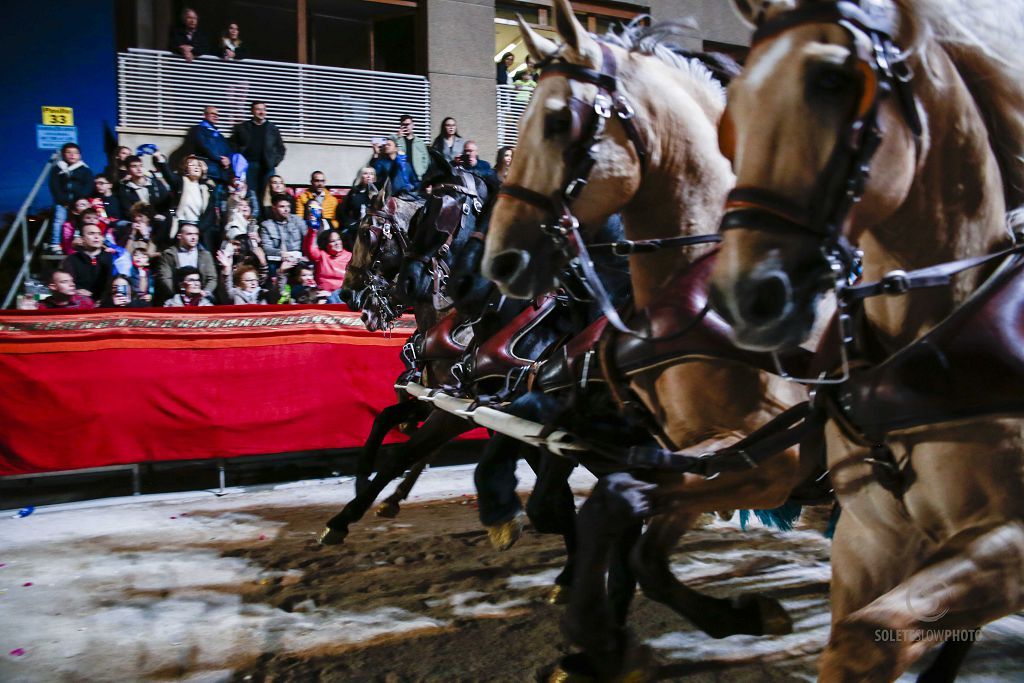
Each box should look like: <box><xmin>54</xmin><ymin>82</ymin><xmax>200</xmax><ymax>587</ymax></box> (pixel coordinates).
<box><xmin>59</xmin><ymin>198</ymin><xmax>93</xmax><ymax>254</ymax></box>
<box><xmin>90</xmin><ymin>175</ymin><xmax>122</xmax><ymax>224</ymax></box>
<box><xmin>125</xmin><ymin>248</ymin><xmax>154</xmax><ymax>303</ymax></box>
<box><xmin>48</xmin><ymin>143</ymin><xmax>94</xmax><ymax>255</ymax></box>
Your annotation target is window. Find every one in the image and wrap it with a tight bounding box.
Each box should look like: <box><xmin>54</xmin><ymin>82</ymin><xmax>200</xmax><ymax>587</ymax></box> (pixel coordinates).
<box><xmin>494</xmin><ymin>1</ymin><xmax>647</xmax><ymax>76</ymax></box>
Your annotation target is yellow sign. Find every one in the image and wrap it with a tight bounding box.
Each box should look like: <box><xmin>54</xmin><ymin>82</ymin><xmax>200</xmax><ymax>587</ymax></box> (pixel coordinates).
<box><xmin>42</xmin><ymin>106</ymin><xmax>74</xmax><ymax>126</ymax></box>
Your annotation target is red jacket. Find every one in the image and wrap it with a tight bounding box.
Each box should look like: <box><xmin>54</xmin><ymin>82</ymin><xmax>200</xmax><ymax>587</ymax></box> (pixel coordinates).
<box><xmin>41</xmin><ymin>294</ymin><xmax>96</xmax><ymax>309</ymax></box>
<box><xmin>302</xmin><ymin>228</ymin><xmax>350</xmax><ymax>292</ymax></box>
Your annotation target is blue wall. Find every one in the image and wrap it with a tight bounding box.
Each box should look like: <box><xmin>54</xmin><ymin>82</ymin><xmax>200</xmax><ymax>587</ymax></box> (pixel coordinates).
<box><xmin>0</xmin><ymin>1</ymin><xmax>117</xmax><ymax>217</ymax></box>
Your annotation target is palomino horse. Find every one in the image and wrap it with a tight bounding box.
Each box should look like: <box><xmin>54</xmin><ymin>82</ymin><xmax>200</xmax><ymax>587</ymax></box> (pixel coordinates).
<box><xmin>482</xmin><ymin>0</ymin><xmax>818</xmax><ymax>675</ymax></box>
<box><xmin>709</xmin><ymin>0</ymin><xmax>1024</xmax><ymax>680</ymax></box>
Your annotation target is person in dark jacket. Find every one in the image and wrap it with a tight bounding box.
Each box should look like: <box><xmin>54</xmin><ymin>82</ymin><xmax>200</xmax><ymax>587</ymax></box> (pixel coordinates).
<box><xmin>169</xmin><ymin>7</ymin><xmax>208</xmax><ymax>62</ymax></box>
<box><xmin>61</xmin><ymin>223</ymin><xmax>113</xmax><ymax>299</ymax></box>
<box><xmin>184</xmin><ymin>106</ymin><xmax>234</xmax><ymax>186</ymax></box>
<box><xmin>231</xmin><ymin>101</ymin><xmax>286</xmax><ymax>198</ymax></box>
<box><xmin>100</xmin><ymin>274</ymin><xmax>151</xmax><ymax>308</ymax></box>
<box><xmin>48</xmin><ymin>143</ymin><xmax>94</xmax><ymax>254</ymax></box>
<box><xmin>338</xmin><ymin>167</ymin><xmax>376</xmax><ymax>248</ymax></box>
<box><xmin>90</xmin><ymin>175</ymin><xmax>123</xmax><ymax>224</ymax></box>
<box><xmin>118</xmin><ymin>155</ymin><xmax>172</xmax><ymax>246</ymax></box>
<box><xmin>496</xmin><ymin>52</ymin><xmax>515</xmax><ymax>85</ymax></box>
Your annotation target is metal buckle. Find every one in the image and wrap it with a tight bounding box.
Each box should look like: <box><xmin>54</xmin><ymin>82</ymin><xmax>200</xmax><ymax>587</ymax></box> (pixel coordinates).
<box><xmin>880</xmin><ymin>269</ymin><xmax>909</xmax><ymax>295</ymax></box>
<box><xmin>564</xmin><ymin>177</ymin><xmax>587</xmax><ymax>199</ymax></box>
<box><xmin>594</xmin><ymin>93</ymin><xmax>612</xmax><ymax>118</ymax></box>
<box><xmin>614</xmin><ymin>95</ymin><xmax>635</xmax><ymax>120</ymax></box>
<box><xmin>772</xmin><ymin>312</ymin><xmax>852</xmax><ymax>386</ymax></box>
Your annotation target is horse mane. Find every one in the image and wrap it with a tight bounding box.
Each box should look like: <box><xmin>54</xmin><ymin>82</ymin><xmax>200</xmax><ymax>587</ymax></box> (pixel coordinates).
<box><xmin>601</xmin><ymin>18</ymin><xmax>732</xmax><ymax>104</ymax></box>
<box><xmin>884</xmin><ymin>0</ymin><xmax>1024</xmax><ymax>209</ymax></box>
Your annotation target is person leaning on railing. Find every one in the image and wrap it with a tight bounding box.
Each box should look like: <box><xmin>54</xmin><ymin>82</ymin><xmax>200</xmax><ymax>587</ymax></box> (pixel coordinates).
<box><xmin>169</xmin><ymin>7</ymin><xmax>208</xmax><ymax>63</ymax></box>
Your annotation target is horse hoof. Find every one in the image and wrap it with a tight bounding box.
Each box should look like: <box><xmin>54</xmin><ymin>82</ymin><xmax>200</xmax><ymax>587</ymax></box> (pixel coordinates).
<box><xmin>735</xmin><ymin>594</ymin><xmax>793</xmax><ymax>636</ymax></box>
<box><xmin>376</xmin><ymin>501</ymin><xmax>401</xmax><ymax>518</ymax></box>
<box><xmin>486</xmin><ymin>512</ymin><xmax>525</xmax><ymax>551</ymax></box>
<box><xmin>547</xmin><ymin>584</ymin><xmax>570</xmax><ymax>605</ymax></box>
<box><xmin>545</xmin><ymin>653</ymin><xmax>597</xmax><ymax>682</ymax></box>
<box><xmin>318</xmin><ymin>526</ymin><xmax>347</xmax><ymax>546</ymax></box>
<box><xmin>545</xmin><ymin>649</ymin><xmax>655</xmax><ymax>682</ymax></box>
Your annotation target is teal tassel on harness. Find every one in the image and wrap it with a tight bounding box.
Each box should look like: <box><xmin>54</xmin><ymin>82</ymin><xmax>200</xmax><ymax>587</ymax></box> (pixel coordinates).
<box><xmin>738</xmin><ymin>500</ymin><xmax>803</xmax><ymax>532</ymax></box>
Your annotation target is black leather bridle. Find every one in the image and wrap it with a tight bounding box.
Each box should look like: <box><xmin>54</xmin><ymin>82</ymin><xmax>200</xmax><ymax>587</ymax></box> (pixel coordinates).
<box><xmin>720</xmin><ymin>1</ymin><xmax>921</xmax><ymax>279</ymax></box>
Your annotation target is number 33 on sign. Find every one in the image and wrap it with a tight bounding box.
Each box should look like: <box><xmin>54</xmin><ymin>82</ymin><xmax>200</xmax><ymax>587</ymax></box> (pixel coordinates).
<box><xmin>42</xmin><ymin>106</ymin><xmax>74</xmax><ymax>126</ymax></box>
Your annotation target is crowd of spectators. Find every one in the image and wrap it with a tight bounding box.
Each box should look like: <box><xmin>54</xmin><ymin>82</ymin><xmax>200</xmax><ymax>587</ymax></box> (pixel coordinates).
<box><xmin>23</xmin><ymin>6</ymin><xmax>518</xmax><ymax>313</ymax></box>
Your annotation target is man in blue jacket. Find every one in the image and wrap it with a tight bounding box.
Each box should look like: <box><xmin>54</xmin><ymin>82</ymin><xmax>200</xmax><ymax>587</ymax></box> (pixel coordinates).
<box><xmin>184</xmin><ymin>106</ymin><xmax>233</xmax><ymax>186</ymax></box>
<box><xmin>371</xmin><ymin>139</ymin><xmax>420</xmax><ymax>195</ymax></box>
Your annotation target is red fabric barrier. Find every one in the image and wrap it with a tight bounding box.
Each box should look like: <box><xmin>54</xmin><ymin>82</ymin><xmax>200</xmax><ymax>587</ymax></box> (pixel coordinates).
<box><xmin>0</xmin><ymin>305</ymin><xmax>481</xmax><ymax>476</ymax></box>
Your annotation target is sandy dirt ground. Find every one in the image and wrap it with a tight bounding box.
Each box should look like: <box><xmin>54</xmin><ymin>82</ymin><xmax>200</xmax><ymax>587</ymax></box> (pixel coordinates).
<box><xmin>0</xmin><ymin>464</ymin><xmax>1021</xmax><ymax>682</ymax></box>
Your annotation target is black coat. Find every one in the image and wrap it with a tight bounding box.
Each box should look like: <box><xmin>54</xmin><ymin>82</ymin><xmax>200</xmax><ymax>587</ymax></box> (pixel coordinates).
<box><xmin>231</xmin><ymin>119</ymin><xmax>286</xmax><ymax>169</ymax></box>
<box><xmin>169</xmin><ymin>26</ymin><xmax>209</xmax><ymax>57</ymax></box>
<box><xmin>61</xmin><ymin>249</ymin><xmax>114</xmax><ymax>298</ymax></box>
<box><xmin>49</xmin><ymin>164</ymin><xmax>94</xmax><ymax>206</ymax></box>
<box><xmin>118</xmin><ymin>175</ymin><xmax>171</xmax><ymax>215</ymax></box>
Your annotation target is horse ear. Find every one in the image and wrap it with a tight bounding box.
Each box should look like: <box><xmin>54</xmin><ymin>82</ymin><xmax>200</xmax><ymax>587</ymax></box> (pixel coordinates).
<box><xmin>517</xmin><ymin>14</ymin><xmax>557</xmax><ymax>63</ymax></box>
<box><xmin>551</xmin><ymin>0</ymin><xmax>600</xmax><ymax>66</ymax></box>
<box><xmin>427</xmin><ymin>147</ymin><xmax>454</xmax><ymax>180</ymax></box>
<box><xmin>729</xmin><ymin>0</ymin><xmax>797</xmax><ymax>28</ymax></box>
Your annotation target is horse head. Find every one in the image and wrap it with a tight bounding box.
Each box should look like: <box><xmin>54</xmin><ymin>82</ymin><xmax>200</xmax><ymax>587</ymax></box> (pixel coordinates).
<box><xmin>397</xmin><ymin>162</ymin><xmax>489</xmax><ymax>308</ymax></box>
<box><xmin>708</xmin><ymin>0</ymin><xmax>931</xmax><ymax>351</ymax></box>
<box><xmin>482</xmin><ymin>0</ymin><xmax>648</xmax><ymax>298</ymax></box>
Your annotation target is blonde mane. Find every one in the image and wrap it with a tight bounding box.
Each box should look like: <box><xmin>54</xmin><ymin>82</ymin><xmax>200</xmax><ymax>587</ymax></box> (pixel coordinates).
<box><xmin>600</xmin><ymin>19</ymin><xmax>732</xmax><ymax>106</ymax></box>
<box><xmin>883</xmin><ymin>0</ymin><xmax>1024</xmax><ymax>208</ymax></box>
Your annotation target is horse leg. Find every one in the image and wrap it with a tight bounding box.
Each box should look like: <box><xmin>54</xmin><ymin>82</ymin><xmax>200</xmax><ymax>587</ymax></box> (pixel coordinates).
<box><xmin>356</xmin><ymin>400</ymin><xmax>423</xmax><ymax>496</ymax></box>
<box><xmin>820</xmin><ymin>520</ymin><xmax>1024</xmax><ymax>682</ymax></box>
<box><xmin>376</xmin><ymin>455</ymin><xmax>431</xmax><ymax>518</ymax></box>
<box><xmin>607</xmin><ymin>517</ymin><xmax>643</xmax><ymax>627</ymax></box>
<box><xmin>631</xmin><ymin>511</ymin><xmax>793</xmax><ymax>638</ymax></box>
<box><xmin>915</xmin><ymin>637</ymin><xmax>978</xmax><ymax>683</ymax></box>
<box><xmin>320</xmin><ymin>410</ymin><xmax>471</xmax><ymax>545</ymax></box>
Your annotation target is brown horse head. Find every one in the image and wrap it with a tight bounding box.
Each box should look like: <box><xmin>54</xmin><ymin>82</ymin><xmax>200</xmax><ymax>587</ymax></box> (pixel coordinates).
<box><xmin>709</xmin><ymin>0</ymin><xmax>1022</xmax><ymax>352</ymax></box>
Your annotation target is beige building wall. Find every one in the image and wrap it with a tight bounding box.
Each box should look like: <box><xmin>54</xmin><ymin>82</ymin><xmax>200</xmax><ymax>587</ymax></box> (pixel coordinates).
<box><xmin>648</xmin><ymin>1</ymin><xmax>751</xmax><ymax>48</ymax></box>
<box><xmin>424</xmin><ymin>0</ymin><xmax>498</xmax><ymax>160</ymax></box>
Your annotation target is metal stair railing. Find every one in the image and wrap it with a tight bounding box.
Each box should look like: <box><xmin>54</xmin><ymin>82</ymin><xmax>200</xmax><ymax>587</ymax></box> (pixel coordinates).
<box><xmin>1</xmin><ymin>153</ymin><xmax>57</xmax><ymax>309</ymax></box>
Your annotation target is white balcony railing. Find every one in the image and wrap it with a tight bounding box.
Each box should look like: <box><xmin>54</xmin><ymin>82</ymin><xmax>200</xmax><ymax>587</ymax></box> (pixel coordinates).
<box><xmin>117</xmin><ymin>49</ymin><xmax>431</xmax><ymax>145</ymax></box>
<box><xmin>496</xmin><ymin>84</ymin><xmax>533</xmax><ymax>148</ymax></box>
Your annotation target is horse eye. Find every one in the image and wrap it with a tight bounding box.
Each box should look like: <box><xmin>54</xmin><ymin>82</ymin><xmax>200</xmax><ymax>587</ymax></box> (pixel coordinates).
<box><xmin>544</xmin><ymin>111</ymin><xmax>572</xmax><ymax>138</ymax></box>
<box><xmin>810</xmin><ymin>67</ymin><xmax>852</xmax><ymax>95</ymax></box>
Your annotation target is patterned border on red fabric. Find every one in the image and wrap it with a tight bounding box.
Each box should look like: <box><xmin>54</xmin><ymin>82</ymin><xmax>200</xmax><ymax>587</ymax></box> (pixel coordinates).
<box><xmin>0</xmin><ymin>305</ymin><xmax>418</xmax><ymax>353</ymax></box>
